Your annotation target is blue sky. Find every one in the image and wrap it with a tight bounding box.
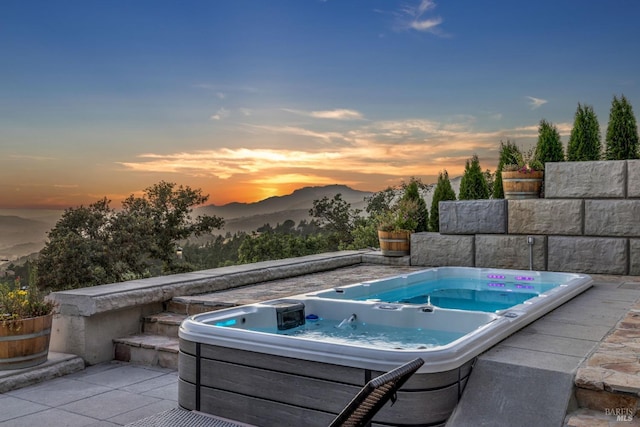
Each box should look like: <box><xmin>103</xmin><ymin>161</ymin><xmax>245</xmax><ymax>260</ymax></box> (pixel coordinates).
<box><xmin>2</xmin><ymin>0</ymin><xmax>639</xmax><ymax>208</ymax></box>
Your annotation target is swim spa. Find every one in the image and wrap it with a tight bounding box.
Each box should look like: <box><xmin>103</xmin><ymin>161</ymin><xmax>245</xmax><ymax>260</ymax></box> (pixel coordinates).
<box><xmin>178</xmin><ymin>266</ymin><xmax>592</xmax><ymax>426</ymax></box>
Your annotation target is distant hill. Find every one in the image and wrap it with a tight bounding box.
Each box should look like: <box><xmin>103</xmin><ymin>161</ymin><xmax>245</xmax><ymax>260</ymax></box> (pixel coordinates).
<box><xmin>196</xmin><ymin>184</ymin><xmax>373</xmax><ymax>235</ymax></box>
<box><xmin>0</xmin><ymin>179</ymin><xmax>462</xmax><ymax>261</ymax></box>
<box><xmin>0</xmin><ymin>215</ymin><xmax>58</xmax><ymax>261</ymax></box>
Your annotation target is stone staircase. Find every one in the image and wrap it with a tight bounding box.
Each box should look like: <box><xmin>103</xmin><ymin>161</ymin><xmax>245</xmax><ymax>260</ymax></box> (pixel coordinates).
<box><xmin>564</xmin><ymin>301</ymin><xmax>640</xmax><ymax>426</ymax></box>
<box><xmin>112</xmin><ymin>263</ymin><xmax>420</xmax><ymax>371</ymax></box>
<box><xmin>113</xmin><ymin>297</ymin><xmax>229</xmax><ymax>370</ymax></box>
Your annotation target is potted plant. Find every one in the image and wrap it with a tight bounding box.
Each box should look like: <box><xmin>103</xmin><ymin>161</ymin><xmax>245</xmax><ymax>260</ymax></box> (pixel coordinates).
<box><xmin>0</xmin><ymin>279</ymin><xmax>56</xmax><ymax>370</ymax></box>
<box><xmin>502</xmin><ymin>149</ymin><xmax>544</xmax><ymax>199</ymax></box>
<box><xmin>377</xmin><ymin>198</ymin><xmax>420</xmax><ymax>256</ymax></box>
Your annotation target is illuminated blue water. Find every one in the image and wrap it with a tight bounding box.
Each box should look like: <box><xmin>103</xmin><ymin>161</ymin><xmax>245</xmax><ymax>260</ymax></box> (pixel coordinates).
<box><xmin>356</xmin><ymin>277</ymin><xmax>555</xmax><ymax>312</ymax></box>
<box><xmin>252</xmin><ymin>318</ymin><xmax>464</xmax><ymax>350</ymax></box>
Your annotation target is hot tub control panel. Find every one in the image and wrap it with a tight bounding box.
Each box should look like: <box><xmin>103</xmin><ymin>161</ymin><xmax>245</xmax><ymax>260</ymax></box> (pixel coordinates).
<box><xmin>274</xmin><ymin>301</ymin><xmax>305</xmax><ymax>330</ymax></box>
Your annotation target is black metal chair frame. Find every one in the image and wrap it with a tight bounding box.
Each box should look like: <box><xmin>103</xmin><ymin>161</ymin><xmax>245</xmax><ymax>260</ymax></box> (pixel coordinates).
<box><xmin>328</xmin><ymin>357</ymin><xmax>425</xmax><ymax>427</ymax></box>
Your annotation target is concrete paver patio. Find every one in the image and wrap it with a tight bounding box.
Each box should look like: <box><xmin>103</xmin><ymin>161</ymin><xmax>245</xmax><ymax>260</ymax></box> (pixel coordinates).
<box><xmin>2</xmin><ymin>269</ymin><xmax>640</xmax><ymax>426</ymax></box>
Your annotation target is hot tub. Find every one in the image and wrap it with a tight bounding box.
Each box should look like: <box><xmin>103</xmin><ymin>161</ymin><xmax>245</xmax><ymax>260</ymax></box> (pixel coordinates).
<box><xmin>179</xmin><ymin>266</ymin><xmax>592</xmax><ymax>426</ymax></box>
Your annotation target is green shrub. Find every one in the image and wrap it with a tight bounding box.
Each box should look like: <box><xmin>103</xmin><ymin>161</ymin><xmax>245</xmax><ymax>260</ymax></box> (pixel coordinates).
<box><xmin>459</xmin><ymin>154</ymin><xmax>490</xmax><ymax>200</ymax></box>
<box><xmin>429</xmin><ymin>170</ymin><xmax>457</xmax><ymax>231</ymax></box>
<box><xmin>567</xmin><ymin>103</ymin><xmax>601</xmax><ymax>161</ymax></box>
<box><xmin>534</xmin><ymin>119</ymin><xmax>564</xmax><ymax>166</ymax></box>
<box><xmin>492</xmin><ymin>140</ymin><xmax>521</xmax><ymax>199</ymax></box>
<box><xmin>605</xmin><ymin>94</ymin><xmax>639</xmax><ymax>160</ymax></box>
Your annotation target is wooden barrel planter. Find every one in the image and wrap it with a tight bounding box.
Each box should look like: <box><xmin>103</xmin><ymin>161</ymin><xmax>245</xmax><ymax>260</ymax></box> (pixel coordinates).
<box><xmin>378</xmin><ymin>230</ymin><xmax>411</xmax><ymax>256</ymax></box>
<box><xmin>0</xmin><ymin>314</ymin><xmax>52</xmax><ymax>370</ymax></box>
<box><xmin>502</xmin><ymin>170</ymin><xmax>544</xmax><ymax>199</ymax></box>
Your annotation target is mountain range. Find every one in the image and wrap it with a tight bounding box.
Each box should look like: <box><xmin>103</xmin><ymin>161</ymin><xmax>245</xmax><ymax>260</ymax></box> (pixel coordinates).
<box><xmin>0</xmin><ymin>179</ymin><xmax>460</xmax><ymax>262</ymax></box>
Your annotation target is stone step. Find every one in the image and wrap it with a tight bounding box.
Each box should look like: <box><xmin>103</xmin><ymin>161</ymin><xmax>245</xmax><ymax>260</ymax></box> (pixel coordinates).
<box><xmin>142</xmin><ymin>312</ymin><xmax>188</xmax><ymax>337</ymax></box>
<box><xmin>165</xmin><ymin>297</ymin><xmax>237</xmax><ymax>315</ymax></box>
<box><xmin>568</xmin><ymin>304</ymin><xmax>640</xmax><ymax>423</ymax></box>
<box><xmin>113</xmin><ymin>334</ymin><xmax>179</xmax><ymax>370</ymax></box>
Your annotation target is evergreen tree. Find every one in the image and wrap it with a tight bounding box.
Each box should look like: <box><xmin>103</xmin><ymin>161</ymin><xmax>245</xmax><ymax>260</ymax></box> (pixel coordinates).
<box><xmin>400</xmin><ymin>178</ymin><xmax>429</xmax><ymax>232</ymax></box>
<box><xmin>459</xmin><ymin>154</ymin><xmax>490</xmax><ymax>200</ymax></box>
<box><xmin>567</xmin><ymin>103</ymin><xmax>601</xmax><ymax>161</ymax></box>
<box><xmin>492</xmin><ymin>140</ymin><xmax>521</xmax><ymax>199</ymax></box>
<box><xmin>535</xmin><ymin>119</ymin><xmax>564</xmax><ymax>166</ymax></box>
<box><xmin>429</xmin><ymin>170</ymin><xmax>457</xmax><ymax>232</ymax></box>
<box><xmin>605</xmin><ymin>94</ymin><xmax>639</xmax><ymax>160</ymax></box>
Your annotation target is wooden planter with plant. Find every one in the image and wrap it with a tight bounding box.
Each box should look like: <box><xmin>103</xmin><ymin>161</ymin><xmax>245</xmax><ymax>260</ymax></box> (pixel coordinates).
<box><xmin>0</xmin><ymin>281</ymin><xmax>56</xmax><ymax>370</ymax></box>
<box><xmin>377</xmin><ymin>198</ymin><xmax>420</xmax><ymax>256</ymax></box>
<box><xmin>502</xmin><ymin>149</ymin><xmax>544</xmax><ymax>199</ymax></box>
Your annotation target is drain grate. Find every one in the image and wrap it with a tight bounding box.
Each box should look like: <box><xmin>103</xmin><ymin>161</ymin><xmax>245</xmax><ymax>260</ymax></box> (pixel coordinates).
<box><xmin>126</xmin><ymin>408</ymin><xmax>255</xmax><ymax>427</ymax></box>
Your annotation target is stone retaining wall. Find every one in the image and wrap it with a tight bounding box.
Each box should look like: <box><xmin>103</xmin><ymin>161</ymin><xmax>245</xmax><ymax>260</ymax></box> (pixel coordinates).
<box><xmin>412</xmin><ymin>160</ymin><xmax>640</xmax><ymax>276</ymax></box>
<box><xmin>49</xmin><ymin>251</ymin><xmax>368</xmax><ymax>365</ymax></box>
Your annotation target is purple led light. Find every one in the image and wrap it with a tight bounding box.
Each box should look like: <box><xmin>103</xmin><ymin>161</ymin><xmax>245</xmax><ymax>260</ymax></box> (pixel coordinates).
<box><xmin>488</xmin><ymin>282</ymin><xmax>506</xmax><ymax>287</ymax></box>
<box><xmin>515</xmin><ymin>276</ymin><xmax>534</xmax><ymax>281</ymax></box>
<box><xmin>487</xmin><ymin>274</ymin><xmax>505</xmax><ymax>279</ymax></box>
<box><xmin>516</xmin><ymin>284</ymin><xmax>535</xmax><ymax>289</ymax></box>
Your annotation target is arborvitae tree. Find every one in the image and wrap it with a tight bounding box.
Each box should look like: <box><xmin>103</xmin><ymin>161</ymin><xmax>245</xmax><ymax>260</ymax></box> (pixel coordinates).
<box><xmin>605</xmin><ymin>94</ymin><xmax>639</xmax><ymax>160</ymax></box>
<box><xmin>401</xmin><ymin>178</ymin><xmax>429</xmax><ymax>232</ymax></box>
<box><xmin>535</xmin><ymin>119</ymin><xmax>564</xmax><ymax>166</ymax></box>
<box><xmin>567</xmin><ymin>103</ymin><xmax>601</xmax><ymax>161</ymax></box>
<box><xmin>429</xmin><ymin>170</ymin><xmax>457</xmax><ymax>231</ymax></box>
<box><xmin>492</xmin><ymin>140</ymin><xmax>521</xmax><ymax>199</ymax></box>
<box><xmin>459</xmin><ymin>154</ymin><xmax>490</xmax><ymax>200</ymax></box>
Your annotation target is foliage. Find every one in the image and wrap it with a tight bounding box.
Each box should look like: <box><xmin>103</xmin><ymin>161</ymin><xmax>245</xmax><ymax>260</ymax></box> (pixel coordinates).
<box><xmin>399</xmin><ymin>178</ymin><xmax>428</xmax><ymax>232</ymax></box>
<box><xmin>364</xmin><ymin>187</ymin><xmax>395</xmax><ymax>217</ymax></box>
<box><xmin>567</xmin><ymin>103</ymin><xmax>602</xmax><ymax>161</ymax></box>
<box><xmin>458</xmin><ymin>154</ymin><xmax>490</xmax><ymax>200</ymax></box>
<box><xmin>0</xmin><ymin>278</ymin><xmax>55</xmax><ymax>327</ymax></box>
<box><xmin>376</xmin><ymin>199</ymin><xmax>421</xmax><ymax>232</ymax></box>
<box><xmin>309</xmin><ymin>193</ymin><xmax>362</xmax><ymax>247</ymax></box>
<box><xmin>237</xmin><ymin>231</ymin><xmax>331</xmax><ymax>264</ymax></box>
<box><xmin>492</xmin><ymin>140</ymin><xmax>521</xmax><ymax>199</ymax></box>
<box><xmin>429</xmin><ymin>170</ymin><xmax>457</xmax><ymax>231</ymax></box>
<box><xmin>37</xmin><ymin>181</ymin><xmax>224</xmax><ymax>290</ymax></box>
<box><xmin>605</xmin><ymin>94</ymin><xmax>639</xmax><ymax>160</ymax></box>
<box><xmin>502</xmin><ymin>147</ymin><xmax>543</xmax><ymax>173</ymax></box>
<box><xmin>534</xmin><ymin>119</ymin><xmax>565</xmax><ymax>166</ymax></box>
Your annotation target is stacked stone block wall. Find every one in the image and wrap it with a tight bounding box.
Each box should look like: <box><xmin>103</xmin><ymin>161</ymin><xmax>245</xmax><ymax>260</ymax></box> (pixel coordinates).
<box><xmin>411</xmin><ymin>160</ymin><xmax>640</xmax><ymax>275</ymax></box>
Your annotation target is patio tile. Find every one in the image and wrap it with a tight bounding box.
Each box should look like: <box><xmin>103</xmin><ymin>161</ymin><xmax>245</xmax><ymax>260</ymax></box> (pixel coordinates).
<box><xmin>106</xmin><ymin>399</ymin><xmax>178</xmax><ymax>425</ymax></box>
<box><xmin>120</xmin><ymin>372</ymin><xmax>177</xmax><ymax>395</ymax></box>
<box><xmin>0</xmin><ymin>395</ymin><xmax>49</xmax><ymax>422</ymax></box>
<box><xmin>75</xmin><ymin>365</ymin><xmax>168</xmax><ymax>389</ymax></box>
<box><xmin>6</xmin><ymin>377</ymin><xmax>112</xmax><ymax>407</ymax></box>
<box><xmin>0</xmin><ymin>407</ymin><xmax>98</xmax><ymax>427</ymax></box>
<box><xmin>59</xmin><ymin>389</ymin><xmax>161</xmax><ymax>420</ymax></box>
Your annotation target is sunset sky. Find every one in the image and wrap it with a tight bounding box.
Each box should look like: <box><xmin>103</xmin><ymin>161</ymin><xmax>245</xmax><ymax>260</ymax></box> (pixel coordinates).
<box><xmin>2</xmin><ymin>0</ymin><xmax>640</xmax><ymax>209</ymax></box>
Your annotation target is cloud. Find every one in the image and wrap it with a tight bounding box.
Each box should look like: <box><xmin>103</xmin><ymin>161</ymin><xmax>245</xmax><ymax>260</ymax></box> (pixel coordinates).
<box><xmin>282</xmin><ymin>108</ymin><xmax>364</xmax><ymax>120</ymax></box>
<box><xmin>398</xmin><ymin>0</ymin><xmax>444</xmax><ymax>34</ymax></box>
<box><xmin>210</xmin><ymin>108</ymin><xmax>230</xmax><ymax>121</ymax></box>
<box><xmin>526</xmin><ymin>96</ymin><xmax>548</xmax><ymax>109</ymax></box>
<box><xmin>118</xmin><ymin>116</ymin><xmax>547</xmax><ymax>187</ymax></box>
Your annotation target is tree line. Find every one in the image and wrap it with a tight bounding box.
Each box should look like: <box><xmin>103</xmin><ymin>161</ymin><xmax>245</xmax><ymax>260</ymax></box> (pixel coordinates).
<box><xmin>2</xmin><ymin>94</ymin><xmax>637</xmax><ymax>292</ymax></box>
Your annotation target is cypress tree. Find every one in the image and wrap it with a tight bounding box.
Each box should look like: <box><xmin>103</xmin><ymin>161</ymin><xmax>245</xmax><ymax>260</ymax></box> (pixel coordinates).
<box><xmin>605</xmin><ymin>94</ymin><xmax>639</xmax><ymax>160</ymax></box>
<box><xmin>429</xmin><ymin>170</ymin><xmax>457</xmax><ymax>232</ymax></box>
<box><xmin>567</xmin><ymin>103</ymin><xmax>601</xmax><ymax>161</ymax></box>
<box><xmin>534</xmin><ymin>119</ymin><xmax>564</xmax><ymax>166</ymax></box>
<box><xmin>401</xmin><ymin>178</ymin><xmax>429</xmax><ymax>232</ymax></box>
<box><xmin>459</xmin><ymin>154</ymin><xmax>489</xmax><ymax>200</ymax></box>
<box><xmin>492</xmin><ymin>140</ymin><xmax>521</xmax><ymax>199</ymax></box>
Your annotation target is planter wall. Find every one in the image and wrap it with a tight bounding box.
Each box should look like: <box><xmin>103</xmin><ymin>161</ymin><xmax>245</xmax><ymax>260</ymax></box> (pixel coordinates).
<box><xmin>0</xmin><ymin>313</ymin><xmax>52</xmax><ymax>370</ymax></box>
<box><xmin>418</xmin><ymin>160</ymin><xmax>640</xmax><ymax>275</ymax></box>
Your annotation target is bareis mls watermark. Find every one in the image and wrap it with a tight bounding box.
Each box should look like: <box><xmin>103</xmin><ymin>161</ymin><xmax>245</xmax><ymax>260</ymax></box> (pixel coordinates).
<box><xmin>605</xmin><ymin>408</ymin><xmax>635</xmax><ymax>422</ymax></box>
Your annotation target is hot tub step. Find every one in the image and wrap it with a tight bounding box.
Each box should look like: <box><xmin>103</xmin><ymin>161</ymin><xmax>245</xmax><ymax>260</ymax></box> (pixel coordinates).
<box><xmin>114</xmin><ymin>334</ymin><xmax>179</xmax><ymax>369</ymax></box>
